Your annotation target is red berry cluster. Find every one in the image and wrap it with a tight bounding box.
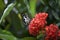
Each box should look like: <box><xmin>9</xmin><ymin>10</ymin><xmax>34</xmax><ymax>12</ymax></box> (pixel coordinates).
<box><xmin>57</xmin><ymin>30</ymin><xmax>60</xmax><ymax>40</ymax></box>
<box><xmin>45</xmin><ymin>24</ymin><xmax>59</xmax><ymax>40</ymax></box>
<box><xmin>57</xmin><ymin>30</ymin><xmax>60</xmax><ymax>37</ymax></box>
<box><xmin>28</xmin><ymin>12</ymin><xmax>48</xmax><ymax>36</ymax></box>
<box><xmin>28</xmin><ymin>12</ymin><xmax>60</xmax><ymax>40</ymax></box>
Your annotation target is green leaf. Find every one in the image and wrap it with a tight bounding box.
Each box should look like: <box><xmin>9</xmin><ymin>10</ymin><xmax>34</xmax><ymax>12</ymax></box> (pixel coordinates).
<box><xmin>58</xmin><ymin>0</ymin><xmax>60</xmax><ymax>6</ymax></box>
<box><xmin>20</xmin><ymin>37</ymin><xmax>36</xmax><ymax>40</ymax></box>
<box><xmin>52</xmin><ymin>11</ymin><xmax>60</xmax><ymax>20</ymax></box>
<box><xmin>37</xmin><ymin>34</ymin><xmax>43</xmax><ymax>39</ymax></box>
<box><xmin>40</xmin><ymin>0</ymin><xmax>45</xmax><ymax>5</ymax></box>
<box><xmin>0</xmin><ymin>34</ymin><xmax>17</xmax><ymax>40</ymax></box>
<box><xmin>0</xmin><ymin>29</ymin><xmax>17</xmax><ymax>40</ymax></box>
<box><xmin>29</xmin><ymin>0</ymin><xmax>37</xmax><ymax>18</ymax></box>
<box><xmin>0</xmin><ymin>2</ymin><xmax>16</xmax><ymax>23</ymax></box>
<box><xmin>6</xmin><ymin>13</ymin><xmax>26</xmax><ymax>37</ymax></box>
<box><xmin>0</xmin><ymin>0</ymin><xmax>5</xmax><ymax>11</ymax></box>
<box><xmin>0</xmin><ymin>29</ymin><xmax>12</xmax><ymax>35</ymax></box>
<box><xmin>56</xmin><ymin>22</ymin><xmax>60</xmax><ymax>26</ymax></box>
<box><xmin>37</xmin><ymin>31</ymin><xmax>45</xmax><ymax>40</ymax></box>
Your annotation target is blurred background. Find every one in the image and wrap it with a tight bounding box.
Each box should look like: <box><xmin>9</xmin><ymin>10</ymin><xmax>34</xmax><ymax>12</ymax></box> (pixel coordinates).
<box><xmin>0</xmin><ymin>0</ymin><xmax>60</xmax><ymax>40</ymax></box>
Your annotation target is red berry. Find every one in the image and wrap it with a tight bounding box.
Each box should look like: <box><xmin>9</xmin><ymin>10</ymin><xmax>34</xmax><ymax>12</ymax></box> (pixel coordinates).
<box><xmin>45</xmin><ymin>24</ymin><xmax>58</xmax><ymax>40</ymax></box>
<box><xmin>28</xmin><ymin>12</ymin><xmax>48</xmax><ymax>36</ymax></box>
<box><xmin>57</xmin><ymin>30</ymin><xmax>60</xmax><ymax>37</ymax></box>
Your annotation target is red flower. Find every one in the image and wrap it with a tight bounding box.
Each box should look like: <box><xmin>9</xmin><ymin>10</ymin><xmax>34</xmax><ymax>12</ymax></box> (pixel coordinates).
<box><xmin>57</xmin><ymin>30</ymin><xmax>60</xmax><ymax>37</ymax></box>
<box><xmin>45</xmin><ymin>24</ymin><xmax>58</xmax><ymax>40</ymax></box>
<box><xmin>35</xmin><ymin>12</ymin><xmax>48</xmax><ymax>20</ymax></box>
<box><xmin>28</xmin><ymin>12</ymin><xmax>48</xmax><ymax>36</ymax></box>
<box><xmin>29</xmin><ymin>18</ymin><xmax>40</xmax><ymax>36</ymax></box>
<box><xmin>57</xmin><ymin>30</ymin><xmax>60</xmax><ymax>40</ymax></box>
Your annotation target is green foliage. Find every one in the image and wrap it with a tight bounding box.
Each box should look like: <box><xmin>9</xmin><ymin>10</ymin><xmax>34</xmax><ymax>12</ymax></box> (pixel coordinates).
<box><xmin>0</xmin><ymin>0</ymin><xmax>60</xmax><ymax>40</ymax></box>
<box><xmin>29</xmin><ymin>0</ymin><xmax>37</xmax><ymax>18</ymax></box>
<box><xmin>0</xmin><ymin>2</ymin><xmax>16</xmax><ymax>23</ymax></box>
<box><xmin>20</xmin><ymin>37</ymin><xmax>36</xmax><ymax>40</ymax></box>
<box><xmin>0</xmin><ymin>29</ymin><xmax>17</xmax><ymax>40</ymax></box>
<box><xmin>0</xmin><ymin>0</ymin><xmax>5</xmax><ymax>11</ymax></box>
